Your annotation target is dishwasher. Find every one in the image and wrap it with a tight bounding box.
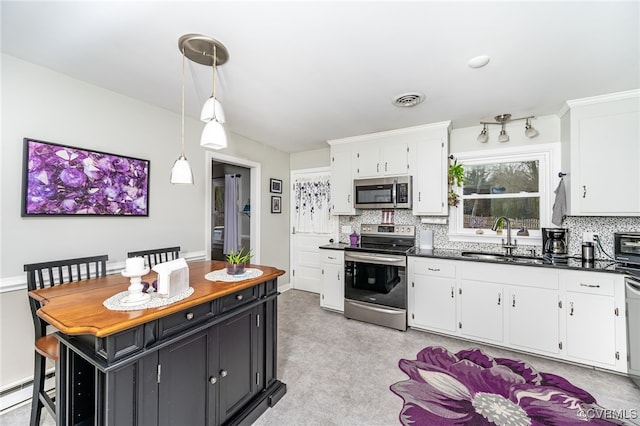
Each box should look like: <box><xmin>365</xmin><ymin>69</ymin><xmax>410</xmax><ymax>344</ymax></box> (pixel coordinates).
<box><xmin>627</xmin><ymin>277</ymin><xmax>640</xmax><ymax>388</ymax></box>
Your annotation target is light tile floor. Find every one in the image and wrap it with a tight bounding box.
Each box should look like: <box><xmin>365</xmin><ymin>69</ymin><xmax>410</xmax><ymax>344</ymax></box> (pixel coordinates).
<box><xmin>2</xmin><ymin>289</ymin><xmax>639</xmax><ymax>425</ymax></box>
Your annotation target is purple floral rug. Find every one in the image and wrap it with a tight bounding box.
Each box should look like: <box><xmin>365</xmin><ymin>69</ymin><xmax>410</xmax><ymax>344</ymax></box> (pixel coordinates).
<box><xmin>391</xmin><ymin>346</ymin><xmax>636</xmax><ymax>425</ymax></box>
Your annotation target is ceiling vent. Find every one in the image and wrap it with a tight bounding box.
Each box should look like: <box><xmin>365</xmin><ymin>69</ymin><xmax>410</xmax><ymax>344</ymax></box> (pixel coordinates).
<box><xmin>392</xmin><ymin>92</ymin><xmax>425</xmax><ymax>108</ymax></box>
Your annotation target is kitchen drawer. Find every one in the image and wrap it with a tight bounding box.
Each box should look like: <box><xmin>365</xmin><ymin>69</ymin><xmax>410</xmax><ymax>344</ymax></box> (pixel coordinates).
<box><xmin>411</xmin><ymin>259</ymin><xmax>455</xmax><ymax>278</ymax></box>
<box><xmin>563</xmin><ymin>271</ymin><xmax>615</xmax><ymax>296</ymax></box>
<box><xmin>220</xmin><ymin>286</ymin><xmax>259</xmax><ymax>313</ymax></box>
<box><xmin>158</xmin><ymin>302</ymin><xmax>215</xmax><ymax>339</ymax></box>
<box><xmin>321</xmin><ymin>250</ymin><xmax>344</xmax><ymax>265</ymax></box>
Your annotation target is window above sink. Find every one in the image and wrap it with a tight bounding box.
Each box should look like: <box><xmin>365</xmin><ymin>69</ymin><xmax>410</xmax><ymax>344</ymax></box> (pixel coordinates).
<box><xmin>448</xmin><ymin>143</ymin><xmax>561</xmax><ymax>245</ymax></box>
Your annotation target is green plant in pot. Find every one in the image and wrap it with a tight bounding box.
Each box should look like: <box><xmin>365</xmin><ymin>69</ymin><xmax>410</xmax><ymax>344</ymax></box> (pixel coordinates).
<box><xmin>448</xmin><ymin>159</ymin><xmax>465</xmax><ymax>206</ymax></box>
<box><xmin>225</xmin><ymin>247</ymin><xmax>252</xmax><ymax>275</ymax></box>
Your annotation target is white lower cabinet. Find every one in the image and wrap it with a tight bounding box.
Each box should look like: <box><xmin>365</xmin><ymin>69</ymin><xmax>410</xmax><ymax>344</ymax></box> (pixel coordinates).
<box><xmin>508</xmin><ymin>286</ymin><xmax>560</xmax><ymax>356</ymax></box>
<box><xmin>320</xmin><ymin>250</ymin><xmax>344</xmax><ymax>312</ymax></box>
<box><xmin>408</xmin><ymin>258</ymin><xmax>456</xmax><ymax>333</ymax></box>
<box><xmin>407</xmin><ymin>256</ymin><xmax>628</xmax><ymax>373</ymax></box>
<box><xmin>562</xmin><ymin>271</ymin><xmax>626</xmax><ymax>371</ymax></box>
<box><xmin>459</xmin><ymin>280</ymin><xmax>504</xmax><ymax>343</ymax></box>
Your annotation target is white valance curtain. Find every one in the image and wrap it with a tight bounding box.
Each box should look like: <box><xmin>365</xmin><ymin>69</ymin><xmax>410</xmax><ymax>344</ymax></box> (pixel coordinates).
<box><xmin>293</xmin><ymin>174</ymin><xmax>335</xmax><ymax>233</ymax></box>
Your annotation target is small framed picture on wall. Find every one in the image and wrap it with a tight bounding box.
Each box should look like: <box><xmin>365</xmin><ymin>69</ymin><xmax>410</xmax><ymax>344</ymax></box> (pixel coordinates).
<box><xmin>271</xmin><ymin>196</ymin><xmax>281</xmax><ymax>214</ymax></box>
<box><xmin>270</xmin><ymin>178</ymin><xmax>282</xmax><ymax>194</ymax></box>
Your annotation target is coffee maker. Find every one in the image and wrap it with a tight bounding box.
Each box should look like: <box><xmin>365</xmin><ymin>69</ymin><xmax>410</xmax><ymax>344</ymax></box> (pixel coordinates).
<box><xmin>542</xmin><ymin>228</ymin><xmax>569</xmax><ymax>261</ymax></box>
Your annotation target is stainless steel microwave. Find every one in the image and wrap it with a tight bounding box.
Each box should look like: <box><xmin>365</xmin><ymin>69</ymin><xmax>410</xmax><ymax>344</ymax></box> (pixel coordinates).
<box><xmin>615</xmin><ymin>232</ymin><xmax>640</xmax><ymax>265</ymax></box>
<box><xmin>353</xmin><ymin>176</ymin><xmax>412</xmax><ymax>209</ymax></box>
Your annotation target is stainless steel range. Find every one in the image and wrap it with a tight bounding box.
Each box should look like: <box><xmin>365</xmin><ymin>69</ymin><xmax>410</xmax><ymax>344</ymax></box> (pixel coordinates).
<box><xmin>344</xmin><ymin>224</ymin><xmax>415</xmax><ymax>331</ymax></box>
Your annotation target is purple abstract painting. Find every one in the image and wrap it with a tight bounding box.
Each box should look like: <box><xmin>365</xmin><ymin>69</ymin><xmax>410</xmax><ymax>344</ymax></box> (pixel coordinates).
<box><xmin>391</xmin><ymin>346</ymin><xmax>630</xmax><ymax>425</ymax></box>
<box><xmin>22</xmin><ymin>138</ymin><xmax>149</xmax><ymax>216</ymax></box>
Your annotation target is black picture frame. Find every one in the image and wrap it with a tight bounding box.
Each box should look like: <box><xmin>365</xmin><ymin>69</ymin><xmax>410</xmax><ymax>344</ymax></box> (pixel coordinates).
<box><xmin>270</xmin><ymin>178</ymin><xmax>282</xmax><ymax>194</ymax></box>
<box><xmin>21</xmin><ymin>138</ymin><xmax>150</xmax><ymax>216</ymax></box>
<box><xmin>271</xmin><ymin>196</ymin><xmax>281</xmax><ymax>214</ymax></box>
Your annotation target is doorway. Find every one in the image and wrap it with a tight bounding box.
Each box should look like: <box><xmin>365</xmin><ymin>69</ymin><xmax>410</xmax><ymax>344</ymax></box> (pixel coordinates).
<box><xmin>205</xmin><ymin>152</ymin><xmax>261</xmax><ymax>264</ymax></box>
<box><xmin>289</xmin><ymin>167</ymin><xmax>337</xmax><ymax>293</ymax></box>
<box><xmin>210</xmin><ymin>163</ymin><xmax>251</xmax><ymax>260</ymax></box>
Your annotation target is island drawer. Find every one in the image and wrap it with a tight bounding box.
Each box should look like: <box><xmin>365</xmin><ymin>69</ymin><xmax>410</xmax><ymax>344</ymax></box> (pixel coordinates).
<box><xmin>220</xmin><ymin>286</ymin><xmax>259</xmax><ymax>313</ymax></box>
<box><xmin>157</xmin><ymin>301</ymin><xmax>215</xmax><ymax>339</ymax></box>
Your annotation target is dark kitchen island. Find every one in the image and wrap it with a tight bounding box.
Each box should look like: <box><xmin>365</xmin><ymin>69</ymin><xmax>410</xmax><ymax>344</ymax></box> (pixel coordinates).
<box><xmin>29</xmin><ymin>260</ymin><xmax>286</xmax><ymax>426</ymax></box>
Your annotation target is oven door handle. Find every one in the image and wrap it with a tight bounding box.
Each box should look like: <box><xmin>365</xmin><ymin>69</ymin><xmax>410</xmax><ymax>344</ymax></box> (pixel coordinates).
<box><xmin>345</xmin><ymin>253</ymin><xmax>406</xmax><ymax>266</ymax></box>
<box><xmin>345</xmin><ymin>300</ymin><xmax>406</xmax><ymax>315</ymax></box>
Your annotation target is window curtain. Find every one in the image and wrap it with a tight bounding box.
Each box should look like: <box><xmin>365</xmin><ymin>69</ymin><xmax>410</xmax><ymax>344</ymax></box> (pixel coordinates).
<box><xmin>223</xmin><ymin>174</ymin><xmax>240</xmax><ymax>254</ymax></box>
<box><xmin>293</xmin><ymin>174</ymin><xmax>335</xmax><ymax>233</ymax></box>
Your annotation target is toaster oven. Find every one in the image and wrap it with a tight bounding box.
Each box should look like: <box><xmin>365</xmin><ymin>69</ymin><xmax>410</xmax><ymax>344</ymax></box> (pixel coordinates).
<box><xmin>615</xmin><ymin>232</ymin><xmax>640</xmax><ymax>265</ymax></box>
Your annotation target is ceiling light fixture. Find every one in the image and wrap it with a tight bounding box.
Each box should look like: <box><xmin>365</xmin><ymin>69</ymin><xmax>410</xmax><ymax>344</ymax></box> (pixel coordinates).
<box><xmin>467</xmin><ymin>55</ymin><xmax>491</xmax><ymax>69</ymax></box>
<box><xmin>179</xmin><ymin>34</ymin><xmax>229</xmax><ymax>151</ymax></box>
<box><xmin>477</xmin><ymin>114</ymin><xmax>539</xmax><ymax>143</ymax></box>
<box><xmin>169</xmin><ymin>47</ymin><xmax>194</xmax><ymax>185</ymax></box>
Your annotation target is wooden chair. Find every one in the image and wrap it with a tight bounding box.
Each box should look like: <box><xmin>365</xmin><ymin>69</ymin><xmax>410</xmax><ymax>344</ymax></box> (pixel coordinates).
<box><xmin>24</xmin><ymin>254</ymin><xmax>108</xmax><ymax>426</ymax></box>
<box><xmin>127</xmin><ymin>246</ymin><xmax>181</xmax><ymax>268</ymax></box>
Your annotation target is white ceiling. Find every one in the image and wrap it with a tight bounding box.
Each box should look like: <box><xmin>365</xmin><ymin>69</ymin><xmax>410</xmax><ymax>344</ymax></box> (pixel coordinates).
<box><xmin>2</xmin><ymin>1</ymin><xmax>638</xmax><ymax>153</ymax></box>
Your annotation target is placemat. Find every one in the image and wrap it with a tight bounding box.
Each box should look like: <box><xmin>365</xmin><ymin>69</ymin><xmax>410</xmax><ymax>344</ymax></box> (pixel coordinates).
<box><xmin>204</xmin><ymin>268</ymin><xmax>263</xmax><ymax>282</ymax></box>
<box><xmin>103</xmin><ymin>287</ymin><xmax>194</xmax><ymax>311</ymax></box>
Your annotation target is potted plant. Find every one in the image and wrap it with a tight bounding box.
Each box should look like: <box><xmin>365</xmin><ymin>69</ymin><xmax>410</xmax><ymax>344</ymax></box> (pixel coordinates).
<box><xmin>448</xmin><ymin>159</ymin><xmax>465</xmax><ymax>206</ymax></box>
<box><xmin>225</xmin><ymin>247</ymin><xmax>252</xmax><ymax>275</ymax></box>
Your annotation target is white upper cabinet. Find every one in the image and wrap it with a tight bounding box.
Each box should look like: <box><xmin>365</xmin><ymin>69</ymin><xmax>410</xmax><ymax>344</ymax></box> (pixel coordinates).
<box><xmin>562</xmin><ymin>90</ymin><xmax>640</xmax><ymax>216</ymax></box>
<box><xmin>328</xmin><ymin>121</ymin><xmax>451</xmax><ymax>216</ymax></box>
<box><xmin>329</xmin><ymin>144</ymin><xmax>356</xmax><ymax>215</ymax></box>
<box><xmin>354</xmin><ymin>139</ymin><xmax>409</xmax><ymax>178</ymax></box>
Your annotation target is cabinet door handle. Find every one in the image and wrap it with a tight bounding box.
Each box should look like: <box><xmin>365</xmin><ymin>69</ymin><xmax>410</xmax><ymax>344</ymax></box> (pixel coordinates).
<box><xmin>186</xmin><ymin>312</ymin><xmax>194</xmax><ymax>320</ymax></box>
<box><xmin>236</xmin><ymin>294</ymin><xmax>244</xmax><ymax>301</ymax></box>
<box><xmin>427</xmin><ymin>267</ymin><xmax>440</xmax><ymax>272</ymax></box>
<box><xmin>209</xmin><ymin>376</ymin><xmax>217</xmax><ymax>384</ymax></box>
<box><xmin>347</xmin><ymin>194</ymin><xmax>351</xmax><ymax>203</ymax></box>
<box><xmin>450</xmin><ymin>287</ymin><xmax>454</xmax><ymax>298</ymax></box>
<box><xmin>570</xmin><ymin>301</ymin><xmax>574</xmax><ymax>316</ymax></box>
<box><xmin>337</xmin><ymin>273</ymin><xmax>340</xmax><ymax>281</ymax></box>
<box><xmin>512</xmin><ymin>294</ymin><xmax>516</xmax><ymax>308</ymax></box>
<box><xmin>582</xmin><ymin>185</ymin><xmax>587</xmax><ymax>198</ymax></box>
<box><xmin>418</xmin><ymin>192</ymin><xmax>421</xmax><ymax>202</ymax></box>
<box><xmin>377</xmin><ymin>163</ymin><xmax>380</xmax><ymax>173</ymax></box>
<box><xmin>220</xmin><ymin>370</ymin><xmax>228</xmax><ymax>378</ymax></box>
<box><xmin>497</xmin><ymin>292</ymin><xmax>501</xmax><ymax>305</ymax></box>
<box><xmin>385</xmin><ymin>162</ymin><xmax>388</xmax><ymax>171</ymax></box>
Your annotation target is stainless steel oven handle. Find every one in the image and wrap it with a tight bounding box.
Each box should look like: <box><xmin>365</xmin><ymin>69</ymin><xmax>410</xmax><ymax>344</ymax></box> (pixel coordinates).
<box><xmin>627</xmin><ymin>278</ymin><xmax>640</xmax><ymax>296</ymax></box>
<box><xmin>345</xmin><ymin>300</ymin><xmax>405</xmax><ymax>315</ymax></box>
<box><xmin>345</xmin><ymin>253</ymin><xmax>406</xmax><ymax>266</ymax></box>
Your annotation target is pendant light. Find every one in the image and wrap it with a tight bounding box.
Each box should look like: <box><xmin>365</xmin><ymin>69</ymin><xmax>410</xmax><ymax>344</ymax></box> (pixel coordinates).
<box><xmin>170</xmin><ymin>48</ymin><xmax>194</xmax><ymax>184</ymax></box>
<box><xmin>200</xmin><ymin>43</ymin><xmax>227</xmax><ymax>150</ymax></box>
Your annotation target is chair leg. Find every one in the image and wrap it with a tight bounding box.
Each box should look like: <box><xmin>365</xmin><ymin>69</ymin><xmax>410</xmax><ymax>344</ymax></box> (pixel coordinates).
<box><xmin>30</xmin><ymin>352</ymin><xmax>45</xmax><ymax>426</ymax></box>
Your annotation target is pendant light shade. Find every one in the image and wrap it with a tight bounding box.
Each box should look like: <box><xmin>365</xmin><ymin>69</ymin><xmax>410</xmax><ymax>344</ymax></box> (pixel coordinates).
<box><xmin>170</xmin><ymin>46</ymin><xmax>193</xmax><ymax>184</ymax></box>
<box><xmin>200</xmin><ymin>119</ymin><xmax>228</xmax><ymax>150</ymax></box>
<box><xmin>200</xmin><ymin>97</ymin><xmax>226</xmax><ymax>123</ymax></box>
<box><xmin>170</xmin><ymin>155</ymin><xmax>194</xmax><ymax>184</ymax></box>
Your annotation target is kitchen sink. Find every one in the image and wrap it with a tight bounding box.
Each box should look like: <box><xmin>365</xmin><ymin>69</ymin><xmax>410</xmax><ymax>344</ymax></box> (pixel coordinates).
<box><xmin>460</xmin><ymin>251</ymin><xmax>545</xmax><ymax>265</ymax></box>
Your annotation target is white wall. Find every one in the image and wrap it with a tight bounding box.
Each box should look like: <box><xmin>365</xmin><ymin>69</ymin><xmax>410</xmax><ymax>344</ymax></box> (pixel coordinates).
<box><xmin>0</xmin><ymin>54</ymin><xmax>291</xmax><ymax>390</ymax></box>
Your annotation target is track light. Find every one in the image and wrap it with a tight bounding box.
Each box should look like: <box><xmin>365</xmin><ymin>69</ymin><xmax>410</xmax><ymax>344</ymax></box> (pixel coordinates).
<box><xmin>476</xmin><ymin>114</ymin><xmax>538</xmax><ymax>143</ymax></box>
<box><xmin>477</xmin><ymin>124</ymin><xmax>488</xmax><ymax>143</ymax></box>
<box><xmin>524</xmin><ymin>118</ymin><xmax>539</xmax><ymax>138</ymax></box>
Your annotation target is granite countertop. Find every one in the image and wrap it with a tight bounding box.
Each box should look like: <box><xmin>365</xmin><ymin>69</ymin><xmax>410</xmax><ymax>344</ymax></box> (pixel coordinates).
<box><xmin>319</xmin><ymin>243</ymin><xmax>631</xmax><ymax>275</ymax></box>
<box><xmin>410</xmin><ymin>247</ymin><xmax>627</xmax><ymax>275</ymax></box>
<box><xmin>319</xmin><ymin>242</ymin><xmax>351</xmax><ymax>250</ymax></box>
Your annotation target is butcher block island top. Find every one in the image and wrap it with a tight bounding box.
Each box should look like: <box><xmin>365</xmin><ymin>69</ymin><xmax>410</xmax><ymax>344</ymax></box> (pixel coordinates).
<box><xmin>29</xmin><ymin>260</ymin><xmax>285</xmax><ymax>337</ymax></box>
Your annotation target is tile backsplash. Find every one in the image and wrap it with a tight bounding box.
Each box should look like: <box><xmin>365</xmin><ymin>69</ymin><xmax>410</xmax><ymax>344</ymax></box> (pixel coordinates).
<box><xmin>338</xmin><ymin>211</ymin><xmax>640</xmax><ymax>260</ymax></box>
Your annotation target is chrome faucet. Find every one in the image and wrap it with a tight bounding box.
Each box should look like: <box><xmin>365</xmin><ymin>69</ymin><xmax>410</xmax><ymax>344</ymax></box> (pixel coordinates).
<box><xmin>492</xmin><ymin>216</ymin><xmax>517</xmax><ymax>256</ymax></box>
